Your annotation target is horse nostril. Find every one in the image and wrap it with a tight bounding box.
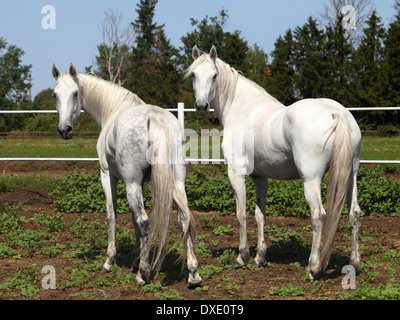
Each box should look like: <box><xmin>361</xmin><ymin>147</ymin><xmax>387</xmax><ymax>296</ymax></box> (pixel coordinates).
<box><xmin>195</xmin><ymin>103</ymin><xmax>209</xmax><ymax>111</ymax></box>
<box><xmin>66</xmin><ymin>126</ymin><xmax>73</xmax><ymax>134</ymax></box>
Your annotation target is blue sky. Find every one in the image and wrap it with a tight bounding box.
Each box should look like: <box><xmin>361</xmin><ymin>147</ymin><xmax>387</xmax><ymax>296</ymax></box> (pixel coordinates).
<box><xmin>0</xmin><ymin>0</ymin><xmax>397</xmax><ymax>99</ymax></box>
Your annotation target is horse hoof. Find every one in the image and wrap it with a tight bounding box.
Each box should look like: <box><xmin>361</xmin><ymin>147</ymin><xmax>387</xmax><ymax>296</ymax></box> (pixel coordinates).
<box><xmin>252</xmin><ymin>260</ymin><xmax>266</xmax><ymax>268</ymax></box>
<box><xmin>188</xmin><ymin>279</ymin><xmax>202</xmax><ymax>289</ymax></box>
<box><xmin>135</xmin><ymin>277</ymin><xmax>146</xmax><ymax>286</ymax></box>
<box><xmin>101</xmin><ymin>266</ymin><xmax>110</xmax><ymax>274</ymax></box>
<box><xmin>307</xmin><ymin>267</ymin><xmax>323</xmax><ymax>280</ymax></box>
<box><xmin>188</xmin><ymin>273</ymin><xmax>202</xmax><ymax>289</ymax></box>
<box><xmin>350</xmin><ymin>260</ymin><xmax>362</xmax><ymax>276</ymax></box>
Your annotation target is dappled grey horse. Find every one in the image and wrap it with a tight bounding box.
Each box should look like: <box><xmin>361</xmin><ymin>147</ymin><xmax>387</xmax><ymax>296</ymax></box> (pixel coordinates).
<box><xmin>52</xmin><ymin>64</ymin><xmax>201</xmax><ymax>287</ymax></box>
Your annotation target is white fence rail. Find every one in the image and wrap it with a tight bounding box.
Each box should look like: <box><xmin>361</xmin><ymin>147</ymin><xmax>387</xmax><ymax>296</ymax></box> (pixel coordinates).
<box><xmin>1</xmin><ymin>103</ymin><xmax>399</xmax><ymax>165</ymax></box>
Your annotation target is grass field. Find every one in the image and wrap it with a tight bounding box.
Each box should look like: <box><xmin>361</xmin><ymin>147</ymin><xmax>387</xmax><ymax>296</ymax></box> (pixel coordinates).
<box><xmin>361</xmin><ymin>136</ymin><xmax>400</xmax><ymax>160</ymax></box>
<box><xmin>0</xmin><ymin>135</ymin><xmax>399</xmax><ymax>161</ymax></box>
<box><xmin>0</xmin><ymin>138</ymin><xmax>98</xmax><ymax>158</ymax></box>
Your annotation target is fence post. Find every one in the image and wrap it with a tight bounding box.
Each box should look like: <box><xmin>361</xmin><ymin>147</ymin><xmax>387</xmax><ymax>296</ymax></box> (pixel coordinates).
<box><xmin>178</xmin><ymin>102</ymin><xmax>185</xmax><ymax>131</ymax></box>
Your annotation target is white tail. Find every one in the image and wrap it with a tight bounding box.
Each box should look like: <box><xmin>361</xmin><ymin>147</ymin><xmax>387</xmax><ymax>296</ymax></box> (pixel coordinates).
<box><xmin>320</xmin><ymin>113</ymin><xmax>353</xmax><ymax>272</ymax></box>
<box><xmin>147</xmin><ymin>119</ymin><xmax>196</xmax><ymax>272</ymax></box>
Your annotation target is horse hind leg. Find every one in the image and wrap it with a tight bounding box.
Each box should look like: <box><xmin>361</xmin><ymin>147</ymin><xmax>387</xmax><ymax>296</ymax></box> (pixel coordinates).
<box><xmin>251</xmin><ymin>176</ymin><xmax>268</xmax><ymax>267</ymax></box>
<box><xmin>174</xmin><ymin>177</ymin><xmax>202</xmax><ymax>288</ymax></box>
<box><xmin>100</xmin><ymin>170</ymin><xmax>118</xmax><ymax>273</ymax></box>
<box><xmin>347</xmin><ymin>172</ymin><xmax>362</xmax><ymax>275</ymax></box>
<box><xmin>126</xmin><ymin>182</ymin><xmax>151</xmax><ymax>285</ymax></box>
<box><xmin>303</xmin><ymin>179</ymin><xmax>326</xmax><ymax>280</ymax></box>
<box><xmin>130</xmin><ymin>182</ymin><xmax>146</xmax><ymax>273</ymax></box>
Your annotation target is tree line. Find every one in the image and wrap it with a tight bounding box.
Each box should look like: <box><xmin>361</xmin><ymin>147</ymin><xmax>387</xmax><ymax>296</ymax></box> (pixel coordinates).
<box><xmin>1</xmin><ymin>0</ymin><xmax>400</xmax><ymax>134</ymax></box>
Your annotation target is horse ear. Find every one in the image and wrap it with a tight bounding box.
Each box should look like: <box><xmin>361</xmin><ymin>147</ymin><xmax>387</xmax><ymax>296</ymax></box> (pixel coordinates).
<box><xmin>69</xmin><ymin>63</ymin><xmax>77</xmax><ymax>78</ymax></box>
<box><xmin>52</xmin><ymin>64</ymin><xmax>60</xmax><ymax>80</ymax></box>
<box><xmin>209</xmin><ymin>45</ymin><xmax>217</xmax><ymax>61</ymax></box>
<box><xmin>192</xmin><ymin>45</ymin><xmax>200</xmax><ymax>61</ymax></box>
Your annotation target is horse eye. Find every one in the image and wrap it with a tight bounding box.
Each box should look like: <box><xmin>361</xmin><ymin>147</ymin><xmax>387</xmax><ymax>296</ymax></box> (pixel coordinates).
<box><xmin>73</xmin><ymin>92</ymin><xmax>78</xmax><ymax>99</ymax></box>
<box><xmin>52</xmin><ymin>93</ymin><xmax>57</xmax><ymax>99</ymax></box>
<box><xmin>213</xmin><ymin>74</ymin><xmax>217</xmax><ymax>80</ymax></box>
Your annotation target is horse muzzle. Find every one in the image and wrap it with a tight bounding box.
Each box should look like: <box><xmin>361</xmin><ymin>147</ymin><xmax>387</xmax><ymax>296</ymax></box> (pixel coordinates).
<box><xmin>57</xmin><ymin>125</ymin><xmax>74</xmax><ymax>140</ymax></box>
<box><xmin>195</xmin><ymin>103</ymin><xmax>210</xmax><ymax>116</ymax></box>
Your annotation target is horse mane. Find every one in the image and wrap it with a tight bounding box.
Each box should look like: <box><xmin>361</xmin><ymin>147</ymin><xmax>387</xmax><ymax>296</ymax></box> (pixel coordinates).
<box><xmin>76</xmin><ymin>73</ymin><xmax>144</xmax><ymax>112</ymax></box>
<box><xmin>216</xmin><ymin>59</ymin><xmax>282</xmax><ymax>107</ymax></box>
<box><xmin>185</xmin><ymin>53</ymin><xmax>282</xmax><ymax>108</ymax></box>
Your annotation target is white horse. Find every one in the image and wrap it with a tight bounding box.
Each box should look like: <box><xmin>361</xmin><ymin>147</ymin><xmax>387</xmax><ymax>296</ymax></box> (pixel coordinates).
<box><xmin>52</xmin><ymin>64</ymin><xmax>202</xmax><ymax>287</ymax></box>
<box><xmin>186</xmin><ymin>46</ymin><xmax>362</xmax><ymax>280</ymax></box>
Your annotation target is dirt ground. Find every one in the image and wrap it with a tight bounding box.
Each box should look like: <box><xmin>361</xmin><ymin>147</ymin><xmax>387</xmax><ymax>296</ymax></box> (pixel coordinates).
<box><xmin>0</xmin><ymin>161</ymin><xmax>399</xmax><ymax>302</ymax></box>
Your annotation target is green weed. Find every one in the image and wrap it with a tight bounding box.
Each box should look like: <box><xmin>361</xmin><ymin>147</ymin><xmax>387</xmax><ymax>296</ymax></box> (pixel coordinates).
<box><xmin>0</xmin><ymin>266</ymin><xmax>41</xmax><ymax>298</ymax></box>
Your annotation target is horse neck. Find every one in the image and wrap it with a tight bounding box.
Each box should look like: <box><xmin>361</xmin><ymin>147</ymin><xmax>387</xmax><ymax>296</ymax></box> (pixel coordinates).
<box><xmin>212</xmin><ymin>61</ymin><xmax>284</xmax><ymax>126</ymax></box>
<box><xmin>77</xmin><ymin>74</ymin><xmax>143</xmax><ymax>128</ymax></box>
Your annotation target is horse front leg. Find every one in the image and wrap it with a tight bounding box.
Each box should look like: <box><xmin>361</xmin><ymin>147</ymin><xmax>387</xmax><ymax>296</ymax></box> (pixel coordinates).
<box><xmin>228</xmin><ymin>167</ymin><xmax>250</xmax><ymax>266</ymax></box>
<box><xmin>100</xmin><ymin>169</ymin><xmax>118</xmax><ymax>273</ymax></box>
<box><xmin>251</xmin><ymin>175</ymin><xmax>268</xmax><ymax>267</ymax></box>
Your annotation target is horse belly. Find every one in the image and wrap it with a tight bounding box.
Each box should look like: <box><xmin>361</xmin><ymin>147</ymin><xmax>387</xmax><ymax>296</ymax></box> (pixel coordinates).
<box><xmin>252</xmin><ymin>153</ymin><xmax>299</xmax><ymax>180</ymax></box>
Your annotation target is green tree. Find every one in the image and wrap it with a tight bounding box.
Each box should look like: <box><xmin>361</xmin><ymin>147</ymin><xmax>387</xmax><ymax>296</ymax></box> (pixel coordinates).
<box><xmin>292</xmin><ymin>17</ymin><xmax>328</xmax><ymax>99</ymax></box>
<box><xmin>267</xmin><ymin>29</ymin><xmax>297</xmax><ymax>105</ymax></box>
<box><xmin>382</xmin><ymin>5</ymin><xmax>400</xmax><ymax>109</ymax></box>
<box><xmin>0</xmin><ymin>37</ymin><xmax>32</xmax><ymax>132</ymax></box>
<box><xmin>127</xmin><ymin>0</ymin><xmax>180</xmax><ymax>106</ymax></box>
<box><xmin>323</xmin><ymin>15</ymin><xmax>354</xmax><ymax>105</ymax></box>
<box><xmin>24</xmin><ymin>89</ymin><xmax>56</xmax><ymax>133</ymax></box>
<box><xmin>352</xmin><ymin>11</ymin><xmax>386</xmax><ymax>108</ymax></box>
<box><xmin>180</xmin><ymin>9</ymin><xmax>248</xmax><ymax>70</ymax></box>
<box><xmin>379</xmin><ymin>1</ymin><xmax>400</xmax><ymax>125</ymax></box>
<box><xmin>244</xmin><ymin>44</ymin><xmax>269</xmax><ymax>90</ymax></box>
<box><xmin>0</xmin><ymin>38</ymin><xmax>31</xmax><ymax>108</ymax></box>
<box><xmin>224</xmin><ymin>31</ymin><xmax>248</xmax><ymax>71</ymax></box>
<box><xmin>180</xmin><ymin>10</ymin><xmax>229</xmax><ymax>66</ymax></box>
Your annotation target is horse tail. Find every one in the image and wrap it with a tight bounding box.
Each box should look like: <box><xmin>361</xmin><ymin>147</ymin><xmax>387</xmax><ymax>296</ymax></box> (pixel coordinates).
<box><xmin>320</xmin><ymin>112</ymin><xmax>353</xmax><ymax>273</ymax></box>
<box><xmin>147</xmin><ymin>117</ymin><xmax>196</xmax><ymax>272</ymax></box>
<box><xmin>147</xmin><ymin>119</ymin><xmax>174</xmax><ymax>273</ymax></box>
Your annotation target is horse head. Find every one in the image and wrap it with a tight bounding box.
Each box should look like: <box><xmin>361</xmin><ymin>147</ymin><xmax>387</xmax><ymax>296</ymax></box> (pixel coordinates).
<box><xmin>52</xmin><ymin>63</ymin><xmax>81</xmax><ymax>140</ymax></box>
<box><xmin>188</xmin><ymin>45</ymin><xmax>219</xmax><ymax>116</ymax></box>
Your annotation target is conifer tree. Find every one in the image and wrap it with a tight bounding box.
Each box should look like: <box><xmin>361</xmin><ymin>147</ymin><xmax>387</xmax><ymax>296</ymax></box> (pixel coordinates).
<box><xmin>352</xmin><ymin>11</ymin><xmax>386</xmax><ymax>108</ymax></box>
<box><xmin>127</xmin><ymin>0</ymin><xmax>180</xmax><ymax>106</ymax></box>
<box><xmin>382</xmin><ymin>3</ymin><xmax>400</xmax><ymax>109</ymax></box>
<box><xmin>323</xmin><ymin>14</ymin><xmax>354</xmax><ymax>105</ymax></box>
<box><xmin>292</xmin><ymin>17</ymin><xmax>328</xmax><ymax>99</ymax></box>
<box><xmin>244</xmin><ymin>44</ymin><xmax>269</xmax><ymax>93</ymax></box>
<box><xmin>180</xmin><ymin>10</ymin><xmax>248</xmax><ymax>70</ymax></box>
<box><xmin>267</xmin><ymin>29</ymin><xmax>296</xmax><ymax>105</ymax></box>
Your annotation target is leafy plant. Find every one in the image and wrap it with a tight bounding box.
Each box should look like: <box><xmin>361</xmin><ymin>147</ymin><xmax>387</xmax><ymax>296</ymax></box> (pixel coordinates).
<box><xmin>213</xmin><ymin>224</ymin><xmax>233</xmax><ymax>236</ymax></box>
<box><xmin>198</xmin><ymin>264</ymin><xmax>223</xmax><ymax>279</ymax></box>
<box><xmin>341</xmin><ymin>283</ymin><xmax>400</xmax><ymax>300</ymax></box>
<box><xmin>0</xmin><ymin>266</ymin><xmax>40</xmax><ymax>298</ymax></box>
<box><xmin>269</xmin><ymin>283</ymin><xmax>305</xmax><ymax>297</ymax></box>
<box><xmin>215</xmin><ymin>248</ymin><xmax>237</xmax><ymax>266</ymax></box>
